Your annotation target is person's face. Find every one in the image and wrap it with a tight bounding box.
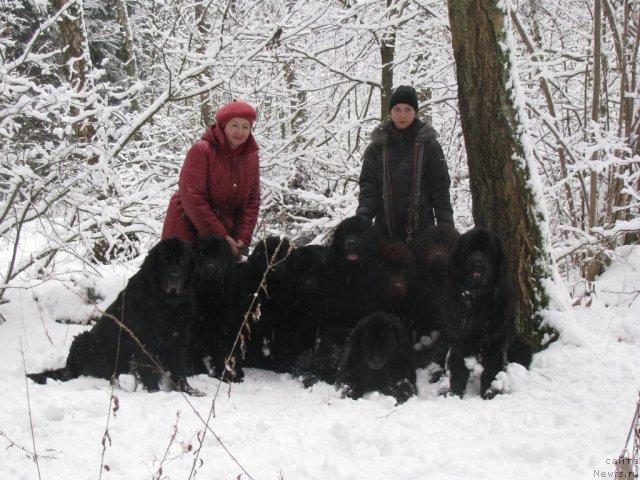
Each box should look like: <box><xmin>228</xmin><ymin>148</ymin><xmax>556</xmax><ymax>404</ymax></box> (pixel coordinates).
<box><xmin>224</xmin><ymin>117</ymin><xmax>252</xmax><ymax>149</ymax></box>
<box><xmin>390</xmin><ymin>104</ymin><xmax>416</xmax><ymax>130</ymax></box>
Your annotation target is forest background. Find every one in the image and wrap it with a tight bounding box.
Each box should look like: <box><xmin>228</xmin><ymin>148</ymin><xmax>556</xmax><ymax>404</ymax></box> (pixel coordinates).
<box><xmin>1</xmin><ymin>1</ymin><xmax>640</xmax><ymax>479</ymax></box>
<box><xmin>1</xmin><ymin>0</ymin><xmax>639</xmax><ymax>318</ymax></box>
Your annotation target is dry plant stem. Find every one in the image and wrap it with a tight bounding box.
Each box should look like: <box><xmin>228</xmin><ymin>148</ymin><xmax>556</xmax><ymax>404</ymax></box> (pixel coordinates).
<box><xmin>93</xmin><ymin>296</ymin><xmax>255</xmax><ymax>479</ymax></box>
<box><xmin>98</xmin><ymin>331</ymin><xmax>122</xmax><ymax>480</ymax></box>
<box><xmin>31</xmin><ymin>290</ymin><xmax>54</xmax><ymax>346</ymax></box>
<box><xmin>152</xmin><ymin>412</ymin><xmax>180</xmax><ymax>480</ymax></box>
<box><xmin>26</xmin><ymin>261</ymin><xmax>260</xmax><ymax>479</ymax></box>
<box><xmin>188</xmin><ymin>401</ymin><xmax>216</xmax><ymax>479</ymax></box>
<box><xmin>99</xmin><ymin>291</ymin><xmax>126</xmax><ymax>480</ymax></box>
<box><xmin>97</xmin><ymin>385</ymin><xmax>117</xmax><ymax>479</ymax></box>
<box><xmin>189</xmin><ymin>238</ymin><xmax>291</xmax><ymax>480</ymax></box>
<box><xmin>19</xmin><ymin>249</ymin><xmax>258</xmax><ymax>479</ymax></box>
<box><xmin>20</xmin><ymin>339</ymin><xmax>43</xmax><ymax>480</ymax></box>
<box><xmin>621</xmin><ymin>392</ymin><xmax>640</xmax><ymax>457</ymax></box>
<box><xmin>223</xmin><ymin>239</ymin><xmax>292</xmax><ymax>384</ymax></box>
<box><xmin>183</xmin><ymin>391</ymin><xmax>254</xmax><ymax>480</ymax></box>
<box><xmin>0</xmin><ymin>431</ymin><xmax>58</xmax><ymax>460</ymax></box>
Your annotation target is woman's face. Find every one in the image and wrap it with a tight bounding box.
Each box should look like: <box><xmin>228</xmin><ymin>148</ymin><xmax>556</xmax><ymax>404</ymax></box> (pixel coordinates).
<box><xmin>390</xmin><ymin>104</ymin><xmax>416</xmax><ymax>130</ymax></box>
<box><xmin>223</xmin><ymin>117</ymin><xmax>252</xmax><ymax>149</ymax></box>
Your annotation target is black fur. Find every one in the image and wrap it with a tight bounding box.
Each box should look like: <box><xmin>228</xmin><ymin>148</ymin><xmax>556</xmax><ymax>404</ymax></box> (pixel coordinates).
<box><xmin>231</xmin><ymin>236</ymin><xmax>291</xmax><ymax>372</ymax></box>
<box><xmin>28</xmin><ymin>238</ymin><xmax>200</xmax><ymax>395</ymax></box>
<box><xmin>336</xmin><ymin>311</ymin><xmax>416</xmax><ymax>404</ymax></box>
<box><xmin>324</xmin><ymin>216</ymin><xmax>385</xmax><ymax>331</ymax></box>
<box><xmin>292</xmin><ymin>326</ymin><xmax>351</xmax><ymax>388</ymax></box>
<box><xmin>189</xmin><ymin>235</ymin><xmax>236</xmax><ymax>379</ymax></box>
<box><xmin>444</xmin><ymin>228</ymin><xmax>532</xmax><ymax>399</ymax></box>
<box><xmin>268</xmin><ymin>244</ymin><xmax>328</xmax><ymax>372</ymax></box>
<box><xmin>407</xmin><ymin>223</ymin><xmax>460</xmax><ymax>369</ymax></box>
<box><xmin>381</xmin><ymin>239</ymin><xmax>417</xmax><ymax>317</ymax></box>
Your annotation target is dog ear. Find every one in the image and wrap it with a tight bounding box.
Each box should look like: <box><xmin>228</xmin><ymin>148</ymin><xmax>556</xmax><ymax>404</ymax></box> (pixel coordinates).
<box><xmin>143</xmin><ymin>240</ymin><xmax>162</xmax><ymax>267</ymax></box>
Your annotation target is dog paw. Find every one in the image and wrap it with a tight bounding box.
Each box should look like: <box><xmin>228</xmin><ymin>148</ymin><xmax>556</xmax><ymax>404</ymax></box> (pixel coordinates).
<box><xmin>185</xmin><ymin>387</ymin><xmax>206</xmax><ymax>397</ymax></box>
<box><xmin>440</xmin><ymin>388</ymin><xmax>463</xmax><ymax>399</ymax></box>
<box><xmin>481</xmin><ymin>388</ymin><xmax>501</xmax><ymax>400</ymax></box>
<box><xmin>175</xmin><ymin>378</ymin><xmax>205</xmax><ymax>397</ymax></box>
<box><xmin>392</xmin><ymin>379</ymin><xmax>416</xmax><ymax>404</ymax></box>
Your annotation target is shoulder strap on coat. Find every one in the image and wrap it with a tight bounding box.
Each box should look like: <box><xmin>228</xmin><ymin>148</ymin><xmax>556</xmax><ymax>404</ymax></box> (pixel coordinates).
<box><xmin>406</xmin><ymin>142</ymin><xmax>425</xmax><ymax>244</ymax></box>
<box><xmin>382</xmin><ymin>147</ymin><xmax>396</xmax><ymax>238</ymax></box>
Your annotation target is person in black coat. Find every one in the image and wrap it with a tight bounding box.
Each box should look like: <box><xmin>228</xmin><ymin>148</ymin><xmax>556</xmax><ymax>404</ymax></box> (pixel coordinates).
<box><xmin>356</xmin><ymin>85</ymin><xmax>454</xmax><ymax>244</ymax></box>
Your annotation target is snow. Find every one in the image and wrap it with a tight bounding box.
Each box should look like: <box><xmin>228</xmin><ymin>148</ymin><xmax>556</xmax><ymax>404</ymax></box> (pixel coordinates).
<box><xmin>1</xmin><ymin>246</ymin><xmax>639</xmax><ymax>480</ymax></box>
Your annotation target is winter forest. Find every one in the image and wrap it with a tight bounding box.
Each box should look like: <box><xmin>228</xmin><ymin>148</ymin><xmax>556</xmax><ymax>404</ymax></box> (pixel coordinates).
<box><xmin>2</xmin><ymin>0</ymin><xmax>638</xmax><ymax>290</ymax></box>
<box><xmin>1</xmin><ymin>0</ymin><xmax>640</xmax><ymax>479</ymax></box>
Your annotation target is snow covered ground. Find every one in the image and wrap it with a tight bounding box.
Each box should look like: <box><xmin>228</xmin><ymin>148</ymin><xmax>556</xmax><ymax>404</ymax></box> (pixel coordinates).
<box><xmin>1</xmin><ymin>245</ymin><xmax>639</xmax><ymax>480</ymax></box>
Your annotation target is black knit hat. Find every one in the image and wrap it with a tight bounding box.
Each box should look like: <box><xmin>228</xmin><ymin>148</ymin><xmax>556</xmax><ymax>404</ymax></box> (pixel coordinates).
<box><xmin>389</xmin><ymin>85</ymin><xmax>419</xmax><ymax>112</ymax></box>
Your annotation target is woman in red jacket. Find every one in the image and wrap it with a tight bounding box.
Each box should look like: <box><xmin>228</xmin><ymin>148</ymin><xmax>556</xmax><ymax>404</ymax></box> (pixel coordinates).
<box><xmin>162</xmin><ymin>100</ymin><xmax>260</xmax><ymax>257</ymax></box>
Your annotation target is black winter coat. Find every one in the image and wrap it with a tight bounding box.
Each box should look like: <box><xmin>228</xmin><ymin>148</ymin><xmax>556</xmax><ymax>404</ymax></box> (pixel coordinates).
<box><xmin>356</xmin><ymin>119</ymin><xmax>454</xmax><ymax>242</ymax></box>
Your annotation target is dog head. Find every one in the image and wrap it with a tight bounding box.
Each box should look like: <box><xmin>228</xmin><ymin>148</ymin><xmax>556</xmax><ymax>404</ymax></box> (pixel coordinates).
<box><xmin>192</xmin><ymin>235</ymin><xmax>235</xmax><ymax>286</ymax></box>
<box><xmin>329</xmin><ymin>216</ymin><xmax>382</xmax><ymax>268</ymax></box>
<box><xmin>382</xmin><ymin>239</ymin><xmax>416</xmax><ymax>303</ymax></box>
<box><xmin>351</xmin><ymin>312</ymin><xmax>405</xmax><ymax>371</ymax></box>
<box><xmin>412</xmin><ymin>223</ymin><xmax>460</xmax><ymax>278</ymax></box>
<box><xmin>451</xmin><ymin>228</ymin><xmax>505</xmax><ymax>294</ymax></box>
<box><xmin>145</xmin><ymin>238</ymin><xmax>194</xmax><ymax>301</ymax></box>
<box><xmin>287</xmin><ymin>245</ymin><xmax>327</xmax><ymax>296</ymax></box>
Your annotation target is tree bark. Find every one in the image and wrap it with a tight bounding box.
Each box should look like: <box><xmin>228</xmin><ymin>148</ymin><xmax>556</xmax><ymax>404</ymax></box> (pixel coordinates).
<box><xmin>589</xmin><ymin>0</ymin><xmax>602</xmax><ymax>231</ymax></box>
<box><xmin>379</xmin><ymin>30</ymin><xmax>395</xmax><ymax>118</ymax></box>
<box><xmin>447</xmin><ymin>0</ymin><xmax>557</xmax><ymax>348</ymax></box>
<box><xmin>51</xmin><ymin>0</ymin><xmax>96</xmax><ymax>148</ymax></box>
<box><xmin>195</xmin><ymin>3</ymin><xmax>213</xmax><ymax>127</ymax></box>
<box><xmin>379</xmin><ymin>0</ymin><xmax>407</xmax><ymax>119</ymax></box>
<box><xmin>602</xmin><ymin>0</ymin><xmax>636</xmax><ymax>232</ymax></box>
<box><xmin>582</xmin><ymin>0</ymin><xmax>604</xmax><ymax>282</ymax></box>
<box><xmin>52</xmin><ymin>0</ymin><xmax>90</xmax><ymax>90</ymax></box>
<box><xmin>114</xmin><ymin>0</ymin><xmax>138</xmax><ymax>81</ymax></box>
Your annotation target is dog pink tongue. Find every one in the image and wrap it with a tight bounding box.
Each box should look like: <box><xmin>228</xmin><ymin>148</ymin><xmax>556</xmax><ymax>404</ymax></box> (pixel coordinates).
<box><xmin>347</xmin><ymin>253</ymin><xmax>359</xmax><ymax>261</ymax></box>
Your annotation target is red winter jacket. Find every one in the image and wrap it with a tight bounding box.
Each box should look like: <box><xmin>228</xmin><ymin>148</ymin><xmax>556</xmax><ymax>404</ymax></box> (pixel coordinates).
<box><xmin>161</xmin><ymin>125</ymin><xmax>260</xmax><ymax>245</ymax></box>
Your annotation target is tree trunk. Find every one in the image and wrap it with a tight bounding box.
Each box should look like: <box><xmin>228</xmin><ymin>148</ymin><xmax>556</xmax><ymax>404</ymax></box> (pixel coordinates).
<box><xmin>52</xmin><ymin>0</ymin><xmax>90</xmax><ymax>90</ymax></box>
<box><xmin>195</xmin><ymin>3</ymin><xmax>213</xmax><ymax>127</ymax></box>
<box><xmin>114</xmin><ymin>0</ymin><xmax>140</xmax><ymax>114</ymax></box>
<box><xmin>114</xmin><ymin>0</ymin><xmax>138</xmax><ymax>81</ymax></box>
<box><xmin>51</xmin><ymin>0</ymin><xmax>96</xmax><ymax>150</ymax></box>
<box><xmin>379</xmin><ymin>0</ymin><xmax>407</xmax><ymax>119</ymax></box>
<box><xmin>447</xmin><ymin>0</ymin><xmax>557</xmax><ymax>349</ymax></box>
<box><xmin>582</xmin><ymin>0</ymin><xmax>604</xmax><ymax>282</ymax></box>
<box><xmin>379</xmin><ymin>31</ymin><xmax>395</xmax><ymax>118</ymax></box>
<box><xmin>589</xmin><ymin>0</ymin><xmax>602</xmax><ymax>231</ymax></box>
<box><xmin>602</xmin><ymin>0</ymin><xmax>636</xmax><ymax>241</ymax></box>
<box><xmin>283</xmin><ymin>59</ymin><xmax>307</xmax><ymax>138</ymax></box>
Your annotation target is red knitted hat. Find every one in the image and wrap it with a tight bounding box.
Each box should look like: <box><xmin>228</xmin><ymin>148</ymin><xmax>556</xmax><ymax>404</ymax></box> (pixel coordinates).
<box><xmin>215</xmin><ymin>100</ymin><xmax>257</xmax><ymax>127</ymax></box>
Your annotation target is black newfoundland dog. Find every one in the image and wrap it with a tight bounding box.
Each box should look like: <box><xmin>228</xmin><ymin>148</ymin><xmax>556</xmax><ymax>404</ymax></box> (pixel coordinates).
<box><xmin>444</xmin><ymin>228</ymin><xmax>532</xmax><ymax>399</ymax></box>
<box><xmin>28</xmin><ymin>238</ymin><xmax>201</xmax><ymax>395</ymax></box>
<box><xmin>381</xmin><ymin>239</ymin><xmax>417</xmax><ymax>316</ymax></box>
<box><xmin>230</xmin><ymin>235</ymin><xmax>292</xmax><ymax>372</ymax></box>
<box><xmin>268</xmin><ymin>243</ymin><xmax>328</xmax><ymax>373</ymax></box>
<box><xmin>407</xmin><ymin>223</ymin><xmax>460</xmax><ymax>369</ymax></box>
<box><xmin>336</xmin><ymin>311</ymin><xmax>416</xmax><ymax>404</ymax></box>
<box><xmin>325</xmin><ymin>216</ymin><xmax>385</xmax><ymax>331</ymax></box>
<box><xmin>190</xmin><ymin>235</ymin><xmax>236</xmax><ymax>378</ymax></box>
<box><xmin>292</xmin><ymin>325</ymin><xmax>350</xmax><ymax>389</ymax></box>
